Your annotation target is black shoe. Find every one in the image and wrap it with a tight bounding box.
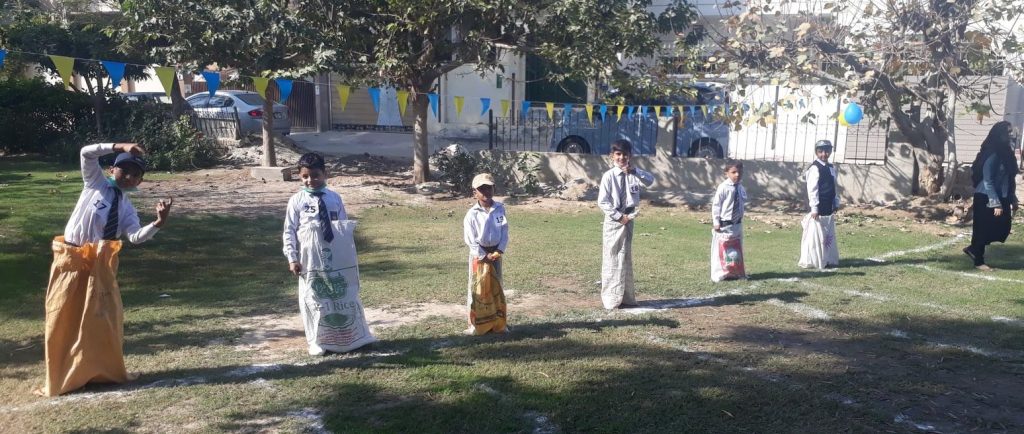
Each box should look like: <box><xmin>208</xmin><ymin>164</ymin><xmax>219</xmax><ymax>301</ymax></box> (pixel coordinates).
<box><xmin>962</xmin><ymin>246</ymin><xmax>978</xmax><ymax>262</ymax></box>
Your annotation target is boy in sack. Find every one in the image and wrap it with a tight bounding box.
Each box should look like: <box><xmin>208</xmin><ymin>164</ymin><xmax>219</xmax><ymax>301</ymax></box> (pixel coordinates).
<box><xmin>42</xmin><ymin>142</ymin><xmax>172</xmax><ymax>396</ymax></box>
<box><xmin>597</xmin><ymin>139</ymin><xmax>655</xmax><ymax>309</ymax></box>
<box><xmin>710</xmin><ymin>160</ymin><xmax>748</xmax><ymax>281</ymax></box>
<box><xmin>463</xmin><ymin>173</ymin><xmax>510</xmax><ymax>335</ymax></box>
<box><xmin>799</xmin><ymin>140</ymin><xmax>841</xmax><ymax>270</ymax></box>
<box><xmin>283</xmin><ymin>153</ymin><xmax>375</xmax><ymax>355</ymax></box>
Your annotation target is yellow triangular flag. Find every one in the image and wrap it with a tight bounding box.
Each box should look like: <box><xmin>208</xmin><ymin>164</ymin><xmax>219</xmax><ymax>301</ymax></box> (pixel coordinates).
<box><xmin>616</xmin><ymin>105</ymin><xmax>625</xmax><ymax>121</ymax></box>
<box><xmin>396</xmin><ymin>90</ymin><xmax>410</xmax><ymax>116</ymax></box>
<box><xmin>585</xmin><ymin>104</ymin><xmax>594</xmax><ymax>125</ymax></box>
<box><xmin>701</xmin><ymin>105</ymin><xmax>708</xmax><ymax>116</ymax></box>
<box><xmin>252</xmin><ymin>77</ymin><xmax>270</xmax><ymax>99</ymax></box>
<box><xmin>336</xmin><ymin>85</ymin><xmax>351</xmax><ymax>111</ymax></box>
<box><xmin>49</xmin><ymin>55</ymin><xmax>75</xmax><ymax>89</ymax></box>
<box><xmin>154</xmin><ymin>66</ymin><xmax>176</xmax><ymax>97</ymax></box>
<box><xmin>545</xmin><ymin>102</ymin><xmax>555</xmax><ymax>120</ymax></box>
<box><xmin>500</xmin><ymin>99</ymin><xmax>510</xmax><ymax>116</ymax></box>
<box><xmin>677</xmin><ymin>105</ymin><xmax>685</xmax><ymax>119</ymax></box>
<box><xmin>454</xmin><ymin>96</ymin><xmax>465</xmax><ymax>118</ymax></box>
<box><xmin>653</xmin><ymin>105</ymin><xmax>661</xmax><ymax>118</ymax></box>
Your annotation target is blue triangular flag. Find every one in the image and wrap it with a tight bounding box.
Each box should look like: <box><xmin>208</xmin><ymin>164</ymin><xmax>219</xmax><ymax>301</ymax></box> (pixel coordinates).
<box><xmin>480</xmin><ymin>97</ymin><xmax>491</xmax><ymax>117</ymax></box>
<box><xmin>641</xmin><ymin>105</ymin><xmax>649</xmax><ymax>117</ymax></box>
<box><xmin>563</xmin><ymin>103</ymin><xmax>573</xmax><ymax>121</ymax></box>
<box><xmin>627</xmin><ymin>106</ymin><xmax>635</xmax><ymax>119</ymax></box>
<box><xmin>0</xmin><ymin>49</ymin><xmax>6</xmax><ymax>69</ymax></box>
<box><xmin>689</xmin><ymin>106</ymin><xmax>697</xmax><ymax>116</ymax></box>
<box><xmin>275</xmin><ymin>78</ymin><xmax>293</xmax><ymax>103</ymax></box>
<box><xmin>201</xmin><ymin>71</ymin><xmax>220</xmax><ymax>97</ymax></box>
<box><xmin>742</xmin><ymin>103</ymin><xmax>750</xmax><ymax>113</ymax></box>
<box><xmin>667</xmin><ymin>106</ymin><xmax>674</xmax><ymax>117</ymax></box>
<box><xmin>521</xmin><ymin>100</ymin><xmax>531</xmax><ymax>119</ymax></box>
<box><xmin>101</xmin><ymin>61</ymin><xmax>126</xmax><ymax>89</ymax></box>
<box><xmin>428</xmin><ymin>93</ymin><xmax>439</xmax><ymax>118</ymax></box>
<box><xmin>368</xmin><ymin>87</ymin><xmax>381</xmax><ymax>112</ymax></box>
<box><xmin>599</xmin><ymin>104</ymin><xmax>608</xmax><ymax>121</ymax></box>
<box><xmin>799</xmin><ymin>99</ymin><xmax>806</xmax><ymax>109</ymax></box>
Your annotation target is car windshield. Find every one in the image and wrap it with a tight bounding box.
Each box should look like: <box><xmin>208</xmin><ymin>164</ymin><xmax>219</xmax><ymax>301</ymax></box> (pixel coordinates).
<box><xmin>236</xmin><ymin>94</ymin><xmax>266</xmax><ymax>105</ymax></box>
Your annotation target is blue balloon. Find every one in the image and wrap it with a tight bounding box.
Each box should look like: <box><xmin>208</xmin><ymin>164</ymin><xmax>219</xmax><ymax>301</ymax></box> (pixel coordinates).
<box><xmin>843</xmin><ymin>103</ymin><xmax>863</xmax><ymax>125</ymax></box>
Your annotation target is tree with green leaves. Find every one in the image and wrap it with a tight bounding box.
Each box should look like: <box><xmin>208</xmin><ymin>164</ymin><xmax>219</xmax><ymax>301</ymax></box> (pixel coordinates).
<box><xmin>120</xmin><ymin>0</ymin><xmax>321</xmax><ymax>167</ymax></box>
<box><xmin>2</xmin><ymin>8</ymin><xmax>150</xmax><ymax>135</ymax></box>
<box><xmin>298</xmin><ymin>0</ymin><xmax>695</xmax><ymax>182</ymax></box>
<box><xmin>702</xmin><ymin>0</ymin><xmax>1024</xmax><ymax>195</ymax></box>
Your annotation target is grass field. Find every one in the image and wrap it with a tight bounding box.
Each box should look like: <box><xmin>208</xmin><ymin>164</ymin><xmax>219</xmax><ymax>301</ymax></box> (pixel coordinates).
<box><xmin>2</xmin><ymin>156</ymin><xmax>1023</xmax><ymax>433</ymax></box>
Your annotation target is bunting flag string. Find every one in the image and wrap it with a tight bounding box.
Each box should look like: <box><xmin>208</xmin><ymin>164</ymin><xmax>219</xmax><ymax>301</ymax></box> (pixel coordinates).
<box><xmin>100</xmin><ymin>61</ymin><xmax>126</xmax><ymax>90</ymax></box>
<box><xmin>336</xmin><ymin>85</ymin><xmax>351</xmax><ymax>111</ymax></box>
<box><xmin>428</xmin><ymin>93</ymin><xmax>439</xmax><ymax>118</ymax></box>
<box><xmin>275</xmin><ymin>78</ymin><xmax>293</xmax><ymax>103</ymax></box>
<box><xmin>253</xmin><ymin>77</ymin><xmax>270</xmax><ymax>99</ymax></box>
<box><xmin>479</xmin><ymin>97</ymin><xmax>490</xmax><ymax>117</ymax></box>
<box><xmin>453</xmin><ymin>96</ymin><xmax>465</xmax><ymax>118</ymax></box>
<box><xmin>154</xmin><ymin>66</ymin><xmax>176</xmax><ymax>97</ymax></box>
<box><xmin>200</xmin><ymin>70</ymin><xmax>220</xmax><ymax>96</ymax></box>
<box><xmin>396</xmin><ymin>90</ymin><xmax>410</xmax><ymax>116</ymax></box>
<box><xmin>3</xmin><ymin>46</ymin><xmax>811</xmax><ymax>126</ymax></box>
<box><xmin>49</xmin><ymin>55</ymin><xmax>75</xmax><ymax>89</ymax></box>
<box><xmin>368</xmin><ymin>87</ymin><xmax>381</xmax><ymax>113</ymax></box>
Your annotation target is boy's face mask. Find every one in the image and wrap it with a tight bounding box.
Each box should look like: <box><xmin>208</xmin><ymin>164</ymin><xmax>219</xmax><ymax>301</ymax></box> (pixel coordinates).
<box><xmin>106</xmin><ymin>176</ymin><xmax>139</xmax><ymax>193</ymax></box>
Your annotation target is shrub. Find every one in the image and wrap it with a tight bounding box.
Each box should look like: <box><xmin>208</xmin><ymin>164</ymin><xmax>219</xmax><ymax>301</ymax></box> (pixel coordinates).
<box><xmin>431</xmin><ymin>145</ymin><xmax>543</xmax><ymax>196</ymax></box>
<box><xmin>107</xmin><ymin>102</ymin><xmax>222</xmax><ymax>171</ymax></box>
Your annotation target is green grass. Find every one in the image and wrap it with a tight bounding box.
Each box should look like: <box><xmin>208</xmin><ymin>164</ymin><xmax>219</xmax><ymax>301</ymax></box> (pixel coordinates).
<box><xmin>2</xmin><ymin>156</ymin><xmax>1023</xmax><ymax>433</ymax></box>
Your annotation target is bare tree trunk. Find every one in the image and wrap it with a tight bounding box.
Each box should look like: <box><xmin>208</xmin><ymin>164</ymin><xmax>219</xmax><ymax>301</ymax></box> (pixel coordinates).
<box><xmin>412</xmin><ymin>87</ymin><xmax>431</xmax><ymax>183</ymax></box>
<box><xmin>89</xmin><ymin>76</ymin><xmax>104</xmax><ymax>136</ymax></box>
<box><xmin>262</xmin><ymin>96</ymin><xmax>276</xmax><ymax>167</ymax></box>
<box><xmin>170</xmin><ymin>78</ymin><xmax>192</xmax><ymax>117</ymax></box>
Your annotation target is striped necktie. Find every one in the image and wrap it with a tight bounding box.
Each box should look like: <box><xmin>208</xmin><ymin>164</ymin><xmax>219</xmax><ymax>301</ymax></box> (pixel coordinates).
<box><xmin>311</xmin><ymin>191</ymin><xmax>335</xmax><ymax>242</ymax></box>
<box><xmin>103</xmin><ymin>188</ymin><xmax>122</xmax><ymax>240</ymax></box>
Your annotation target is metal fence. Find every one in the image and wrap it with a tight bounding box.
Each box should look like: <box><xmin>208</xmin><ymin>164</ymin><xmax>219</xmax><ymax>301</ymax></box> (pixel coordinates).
<box><xmin>489</xmin><ymin>107</ymin><xmax>660</xmax><ymax>155</ymax></box>
<box><xmin>190</xmin><ymin>109</ymin><xmax>241</xmax><ymax>140</ymax></box>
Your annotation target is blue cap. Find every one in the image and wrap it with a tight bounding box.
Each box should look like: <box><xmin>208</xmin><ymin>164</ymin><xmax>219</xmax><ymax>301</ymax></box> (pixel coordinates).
<box><xmin>814</xmin><ymin>140</ymin><xmax>833</xmax><ymax>151</ymax></box>
<box><xmin>114</xmin><ymin>152</ymin><xmax>147</xmax><ymax>173</ymax></box>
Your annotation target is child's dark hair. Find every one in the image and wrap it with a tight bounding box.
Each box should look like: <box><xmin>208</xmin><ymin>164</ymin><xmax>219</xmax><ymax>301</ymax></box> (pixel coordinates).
<box><xmin>298</xmin><ymin>152</ymin><xmax>326</xmax><ymax>171</ymax></box>
<box><xmin>610</xmin><ymin>139</ymin><xmax>632</xmax><ymax>155</ymax></box>
<box><xmin>724</xmin><ymin>159</ymin><xmax>743</xmax><ymax>171</ymax></box>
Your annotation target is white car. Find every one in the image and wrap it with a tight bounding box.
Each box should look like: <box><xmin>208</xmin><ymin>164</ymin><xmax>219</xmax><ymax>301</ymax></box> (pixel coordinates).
<box><xmin>186</xmin><ymin>90</ymin><xmax>291</xmax><ymax>136</ymax></box>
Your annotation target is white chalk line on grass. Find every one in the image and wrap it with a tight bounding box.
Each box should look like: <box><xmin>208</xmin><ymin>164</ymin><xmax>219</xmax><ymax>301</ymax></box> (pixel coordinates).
<box><xmin>905</xmin><ymin>264</ymin><xmax>1024</xmax><ymax>284</ymax></box>
<box><xmin>894</xmin><ymin>413</ymin><xmax>941</xmax><ymax>433</ymax></box>
<box><xmin>867</xmin><ymin>234</ymin><xmax>966</xmax><ymax>263</ymax></box>
<box><xmin>617</xmin><ymin>284</ymin><xmax>760</xmax><ymax>315</ymax></box>
<box><xmin>766</xmin><ymin>298</ymin><xmax>832</xmax><ymax>320</ymax></box>
<box><xmin>0</xmin><ymin>350</ymin><xmax>404</xmax><ymax>414</ymax></box>
<box><xmin>992</xmin><ymin>316</ymin><xmax>1024</xmax><ymax>327</ymax></box>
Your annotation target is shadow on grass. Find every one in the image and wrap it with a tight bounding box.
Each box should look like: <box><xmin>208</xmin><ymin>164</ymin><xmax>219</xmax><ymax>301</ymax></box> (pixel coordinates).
<box><xmin>750</xmin><ymin>270</ymin><xmax>866</xmax><ymax>280</ymax></box>
<box><xmin>625</xmin><ymin>290</ymin><xmax>809</xmax><ymax>311</ymax></box>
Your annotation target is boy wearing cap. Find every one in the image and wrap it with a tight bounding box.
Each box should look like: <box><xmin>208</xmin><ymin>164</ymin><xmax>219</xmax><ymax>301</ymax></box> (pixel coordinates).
<box><xmin>42</xmin><ymin>143</ymin><xmax>172</xmax><ymax>396</ymax></box>
<box><xmin>598</xmin><ymin>139</ymin><xmax>654</xmax><ymax>309</ymax></box>
<box><xmin>463</xmin><ymin>173</ymin><xmax>509</xmax><ymax>335</ymax></box>
<box><xmin>799</xmin><ymin>139</ymin><xmax>841</xmax><ymax>269</ymax></box>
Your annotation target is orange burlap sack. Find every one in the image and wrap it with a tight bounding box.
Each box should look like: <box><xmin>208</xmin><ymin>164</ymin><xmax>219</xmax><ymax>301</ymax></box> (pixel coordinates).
<box><xmin>468</xmin><ymin>259</ymin><xmax>507</xmax><ymax>335</ymax></box>
<box><xmin>43</xmin><ymin>236</ymin><xmax>130</xmax><ymax>396</ymax></box>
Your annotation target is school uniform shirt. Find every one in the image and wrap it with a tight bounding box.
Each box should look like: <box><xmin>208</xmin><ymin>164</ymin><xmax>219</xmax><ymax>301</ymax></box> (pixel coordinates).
<box><xmin>463</xmin><ymin>201</ymin><xmax>509</xmax><ymax>259</ymax></box>
<box><xmin>597</xmin><ymin>166</ymin><xmax>655</xmax><ymax>221</ymax></box>
<box><xmin>805</xmin><ymin>159</ymin><xmax>840</xmax><ymax>215</ymax></box>
<box><xmin>63</xmin><ymin>143</ymin><xmax>159</xmax><ymax>246</ymax></box>
<box><xmin>282</xmin><ymin>188</ymin><xmax>348</xmax><ymax>263</ymax></box>
<box><xmin>711</xmin><ymin>180</ymin><xmax>746</xmax><ymax>226</ymax></box>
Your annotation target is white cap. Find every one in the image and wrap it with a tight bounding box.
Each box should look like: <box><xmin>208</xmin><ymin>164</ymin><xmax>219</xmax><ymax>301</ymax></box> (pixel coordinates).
<box><xmin>471</xmin><ymin>173</ymin><xmax>495</xmax><ymax>189</ymax></box>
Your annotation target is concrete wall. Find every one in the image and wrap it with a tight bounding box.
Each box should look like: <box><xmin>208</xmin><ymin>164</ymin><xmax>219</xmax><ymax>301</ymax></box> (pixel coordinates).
<box><xmin>519</xmin><ymin>120</ymin><xmax>916</xmax><ymax>205</ymax></box>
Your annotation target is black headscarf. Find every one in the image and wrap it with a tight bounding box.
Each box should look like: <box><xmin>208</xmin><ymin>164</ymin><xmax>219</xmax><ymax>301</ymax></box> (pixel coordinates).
<box><xmin>971</xmin><ymin>121</ymin><xmax>1020</xmax><ymax>187</ymax></box>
